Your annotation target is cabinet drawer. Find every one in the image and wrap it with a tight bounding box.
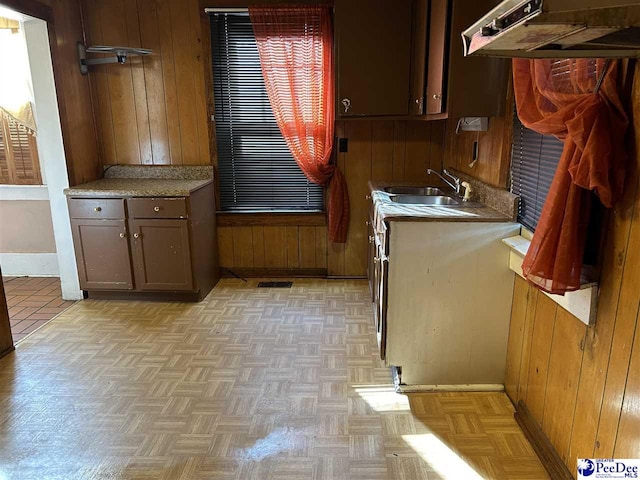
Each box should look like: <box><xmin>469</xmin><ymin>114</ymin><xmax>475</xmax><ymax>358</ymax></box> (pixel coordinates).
<box><xmin>127</xmin><ymin>197</ymin><xmax>188</xmax><ymax>219</ymax></box>
<box><xmin>68</xmin><ymin>198</ymin><xmax>125</xmax><ymax>219</ymax></box>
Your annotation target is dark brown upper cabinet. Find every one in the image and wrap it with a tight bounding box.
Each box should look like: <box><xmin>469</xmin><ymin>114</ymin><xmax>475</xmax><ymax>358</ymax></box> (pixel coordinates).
<box><xmin>335</xmin><ymin>0</ymin><xmax>508</xmax><ymax>119</ymax></box>
<box><xmin>335</xmin><ymin>0</ymin><xmax>413</xmax><ymax>117</ymax></box>
<box><xmin>429</xmin><ymin>0</ymin><xmax>509</xmax><ymax>119</ymax></box>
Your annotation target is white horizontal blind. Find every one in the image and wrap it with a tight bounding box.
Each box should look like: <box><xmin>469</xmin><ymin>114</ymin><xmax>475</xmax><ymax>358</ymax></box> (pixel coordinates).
<box><xmin>210</xmin><ymin>13</ymin><xmax>323</xmax><ymax>212</ymax></box>
<box><xmin>510</xmin><ymin>111</ymin><xmax>564</xmax><ymax>231</ymax></box>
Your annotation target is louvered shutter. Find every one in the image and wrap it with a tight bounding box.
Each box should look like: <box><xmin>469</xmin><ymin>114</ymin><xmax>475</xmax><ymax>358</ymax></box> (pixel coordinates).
<box><xmin>0</xmin><ymin>112</ymin><xmax>41</xmax><ymax>185</ymax></box>
<box><xmin>0</xmin><ymin>123</ymin><xmax>9</xmax><ymax>183</ymax></box>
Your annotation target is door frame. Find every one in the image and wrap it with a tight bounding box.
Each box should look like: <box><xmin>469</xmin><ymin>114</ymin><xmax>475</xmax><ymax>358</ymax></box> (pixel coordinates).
<box><xmin>0</xmin><ymin>0</ymin><xmax>83</xmax><ymax>300</ymax></box>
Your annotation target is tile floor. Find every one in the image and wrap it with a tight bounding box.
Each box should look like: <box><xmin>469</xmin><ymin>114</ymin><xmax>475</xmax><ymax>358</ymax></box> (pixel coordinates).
<box><xmin>0</xmin><ymin>279</ymin><xmax>548</xmax><ymax>479</ymax></box>
<box><xmin>3</xmin><ymin>276</ymin><xmax>76</xmax><ymax>343</ymax></box>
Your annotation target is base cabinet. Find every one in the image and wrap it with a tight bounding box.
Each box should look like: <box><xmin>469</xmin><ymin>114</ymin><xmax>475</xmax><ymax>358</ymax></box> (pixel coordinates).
<box><xmin>370</xmin><ymin>217</ymin><xmax>519</xmax><ymax>386</ymax></box>
<box><xmin>68</xmin><ymin>183</ymin><xmax>218</xmax><ymax>301</ymax></box>
<box><xmin>71</xmin><ymin>219</ymin><xmax>133</xmax><ymax>290</ymax></box>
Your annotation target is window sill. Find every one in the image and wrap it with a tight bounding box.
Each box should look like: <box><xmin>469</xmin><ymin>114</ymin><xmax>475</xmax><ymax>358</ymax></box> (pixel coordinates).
<box><xmin>502</xmin><ymin>234</ymin><xmax>598</xmax><ymax>326</ymax></box>
<box><xmin>216</xmin><ymin>211</ymin><xmax>326</xmax><ymax>227</ymax></box>
<box><xmin>0</xmin><ymin>184</ymin><xmax>48</xmax><ymax>201</ymax></box>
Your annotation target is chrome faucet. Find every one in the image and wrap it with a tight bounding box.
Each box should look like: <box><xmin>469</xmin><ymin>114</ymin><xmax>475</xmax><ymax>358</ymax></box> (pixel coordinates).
<box><xmin>427</xmin><ymin>168</ymin><xmax>461</xmax><ymax>194</ymax></box>
<box><xmin>427</xmin><ymin>168</ymin><xmax>473</xmax><ymax>201</ymax></box>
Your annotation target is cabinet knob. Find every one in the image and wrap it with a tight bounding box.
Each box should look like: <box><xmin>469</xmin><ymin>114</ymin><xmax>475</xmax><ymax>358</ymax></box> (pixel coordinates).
<box><xmin>153</xmin><ymin>206</ymin><xmax>160</xmax><ymax>212</ymax></box>
<box><xmin>133</xmin><ymin>233</ymin><xmax>140</xmax><ymax>239</ymax></box>
<box><xmin>94</xmin><ymin>206</ymin><xmax>102</xmax><ymax>212</ymax></box>
<box><xmin>433</xmin><ymin>93</ymin><xmax>442</xmax><ymax>100</ymax></box>
<box><xmin>365</xmin><ymin>220</ymin><xmax>370</xmax><ymax>226</ymax></box>
<box><xmin>373</xmin><ymin>257</ymin><xmax>380</xmax><ymax>265</ymax></box>
<box><xmin>119</xmin><ymin>232</ymin><xmax>126</xmax><ymax>238</ymax></box>
<box><xmin>365</xmin><ymin>194</ymin><xmax>371</xmax><ymax>200</ymax></box>
<box><xmin>341</xmin><ymin>98</ymin><xmax>351</xmax><ymax>113</ymax></box>
<box><xmin>369</xmin><ymin>235</ymin><xmax>374</xmax><ymax>244</ymax></box>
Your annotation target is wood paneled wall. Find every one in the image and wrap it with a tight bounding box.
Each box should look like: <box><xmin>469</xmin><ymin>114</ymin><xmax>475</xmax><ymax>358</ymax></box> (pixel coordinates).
<box><xmin>217</xmin><ymin>120</ymin><xmax>446</xmax><ymax>277</ymax></box>
<box><xmin>505</xmin><ymin>64</ymin><xmax>640</xmax><ymax>473</ymax></box>
<box><xmin>82</xmin><ymin>0</ymin><xmax>211</xmax><ymax>166</ymax></box>
<box><xmin>444</xmin><ymin>80</ymin><xmax>513</xmax><ymax>189</ymax></box>
<box><xmin>218</xmin><ymin>225</ymin><xmax>327</xmax><ymax>274</ymax></box>
<box><xmin>3</xmin><ymin>0</ymin><xmax>101</xmax><ymax>186</ymax></box>
<box><xmin>328</xmin><ymin>119</ymin><xmax>445</xmax><ymax>277</ymax></box>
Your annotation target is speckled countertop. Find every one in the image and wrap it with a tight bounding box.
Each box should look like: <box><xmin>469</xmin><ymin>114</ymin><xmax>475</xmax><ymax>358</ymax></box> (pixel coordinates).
<box><xmin>368</xmin><ymin>181</ymin><xmax>515</xmax><ymax>224</ymax></box>
<box><xmin>64</xmin><ymin>166</ymin><xmax>214</xmax><ymax>197</ymax></box>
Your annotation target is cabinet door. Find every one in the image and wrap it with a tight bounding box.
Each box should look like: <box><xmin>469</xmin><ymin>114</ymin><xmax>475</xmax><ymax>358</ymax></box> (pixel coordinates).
<box><xmin>129</xmin><ymin>219</ymin><xmax>194</xmax><ymax>291</ymax></box>
<box><xmin>373</xmin><ymin>243</ymin><xmax>388</xmax><ymax>361</ymax></box>
<box><xmin>71</xmin><ymin>219</ymin><xmax>133</xmax><ymax>290</ymax></box>
<box><xmin>410</xmin><ymin>0</ymin><xmax>429</xmax><ymax>115</ymax></box>
<box><xmin>335</xmin><ymin>0</ymin><xmax>412</xmax><ymax>116</ymax></box>
<box><xmin>425</xmin><ymin>0</ymin><xmax>449</xmax><ymax>115</ymax></box>
<box><xmin>367</xmin><ymin>218</ymin><xmax>375</xmax><ymax>302</ymax></box>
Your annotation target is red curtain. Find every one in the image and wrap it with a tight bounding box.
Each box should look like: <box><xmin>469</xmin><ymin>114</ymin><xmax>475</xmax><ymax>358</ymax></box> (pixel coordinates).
<box><xmin>513</xmin><ymin>59</ymin><xmax>628</xmax><ymax>294</ymax></box>
<box><xmin>249</xmin><ymin>6</ymin><xmax>349</xmax><ymax>243</ymax></box>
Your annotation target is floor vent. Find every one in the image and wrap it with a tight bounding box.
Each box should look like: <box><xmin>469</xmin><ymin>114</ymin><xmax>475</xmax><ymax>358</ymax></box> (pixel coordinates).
<box><xmin>258</xmin><ymin>281</ymin><xmax>293</xmax><ymax>288</ymax></box>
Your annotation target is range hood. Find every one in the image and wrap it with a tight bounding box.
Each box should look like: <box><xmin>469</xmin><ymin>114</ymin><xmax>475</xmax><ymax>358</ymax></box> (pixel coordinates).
<box><xmin>462</xmin><ymin>0</ymin><xmax>640</xmax><ymax>58</ymax></box>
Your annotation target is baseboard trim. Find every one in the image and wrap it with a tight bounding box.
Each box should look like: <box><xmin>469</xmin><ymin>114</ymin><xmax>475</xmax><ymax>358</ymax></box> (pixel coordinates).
<box><xmin>396</xmin><ymin>383</ymin><xmax>505</xmax><ymax>393</ymax></box>
<box><xmin>391</xmin><ymin>366</ymin><xmax>505</xmax><ymax>393</ymax></box>
<box><xmin>87</xmin><ymin>290</ymin><xmax>203</xmax><ymax>302</ymax></box>
<box><xmin>514</xmin><ymin>400</ymin><xmax>573</xmax><ymax>480</ymax></box>
<box><xmin>220</xmin><ymin>268</ymin><xmax>327</xmax><ymax>278</ymax></box>
<box><xmin>0</xmin><ymin>253</ymin><xmax>59</xmax><ymax>276</ymax></box>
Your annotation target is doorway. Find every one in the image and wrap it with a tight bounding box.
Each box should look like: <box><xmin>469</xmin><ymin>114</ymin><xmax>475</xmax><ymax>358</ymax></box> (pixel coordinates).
<box><xmin>0</xmin><ymin>6</ymin><xmax>80</xmax><ymax>345</ymax></box>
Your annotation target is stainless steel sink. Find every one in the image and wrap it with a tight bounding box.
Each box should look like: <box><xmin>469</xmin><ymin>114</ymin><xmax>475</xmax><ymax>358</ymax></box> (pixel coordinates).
<box><xmin>383</xmin><ymin>186</ymin><xmax>445</xmax><ymax>196</ymax></box>
<box><xmin>390</xmin><ymin>195</ymin><xmax>460</xmax><ymax>206</ymax></box>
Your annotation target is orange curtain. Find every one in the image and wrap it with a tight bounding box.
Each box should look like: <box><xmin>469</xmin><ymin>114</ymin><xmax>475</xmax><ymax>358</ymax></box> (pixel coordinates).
<box><xmin>249</xmin><ymin>6</ymin><xmax>349</xmax><ymax>243</ymax></box>
<box><xmin>513</xmin><ymin>59</ymin><xmax>628</xmax><ymax>294</ymax></box>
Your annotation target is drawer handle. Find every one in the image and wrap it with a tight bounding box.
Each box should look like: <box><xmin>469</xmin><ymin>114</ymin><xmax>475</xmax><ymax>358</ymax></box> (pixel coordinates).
<box><xmin>94</xmin><ymin>207</ymin><xmax>102</xmax><ymax>212</ymax></box>
<box><xmin>369</xmin><ymin>235</ymin><xmax>374</xmax><ymax>244</ymax></box>
<box><xmin>133</xmin><ymin>233</ymin><xmax>140</xmax><ymax>239</ymax></box>
<box><xmin>119</xmin><ymin>233</ymin><xmax>126</xmax><ymax>239</ymax></box>
<box><xmin>153</xmin><ymin>206</ymin><xmax>160</xmax><ymax>212</ymax></box>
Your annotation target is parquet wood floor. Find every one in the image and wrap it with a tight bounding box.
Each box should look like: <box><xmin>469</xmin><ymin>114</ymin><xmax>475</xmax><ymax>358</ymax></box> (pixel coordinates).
<box><xmin>0</xmin><ymin>279</ymin><xmax>548</xmax><ymax>479</ymax></box>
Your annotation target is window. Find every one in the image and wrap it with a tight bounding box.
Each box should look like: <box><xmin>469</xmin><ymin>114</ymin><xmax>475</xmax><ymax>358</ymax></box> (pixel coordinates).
<box><xmin>0</xmin><ymin>21</ymin><xmax>41</xmax><ymax>185</ymax></box>
<box><xmin>510</xmin><ymin>109</ymin><xmax>606</xmax><ymax>277</ymax></box>
<box><xmin>210</xmin><ymin>13</ymin><xmax>323</xmax><ymax>212</ymax></box>
<box><xmin>509</xmin><ymin>111</ymin><xmax>563</xmax><ymax>231</ymax></box>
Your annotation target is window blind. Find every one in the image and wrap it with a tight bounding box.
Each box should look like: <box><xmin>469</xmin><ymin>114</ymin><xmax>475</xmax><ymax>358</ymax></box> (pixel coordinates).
<box><xmin>210</xmin><ymin>13</ymin><xmax>323</xmax><ymax>212</ymax></box>
<box><xmin>510</xmin><ymin>111</ymin><xmax>564</xmax><ymax>231</ymax></box>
